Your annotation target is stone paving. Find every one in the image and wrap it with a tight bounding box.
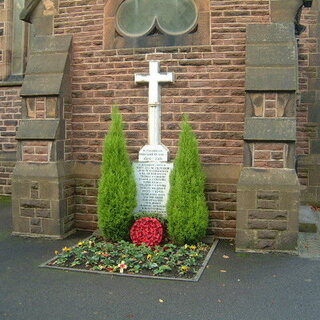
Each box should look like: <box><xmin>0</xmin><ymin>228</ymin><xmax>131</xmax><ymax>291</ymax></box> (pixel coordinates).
<box><xmin>1</xmin><ymin>201</ymin><xmax>320</xmax><ymax>320</ymax></box>
<box><xmin>299</xmin><ymin>233</ymin><xmax>320</xmax><ymax>260</ymax></box>
<box><xmin>298</xmin><ymin>207</ymin><xmax>320</xmax><ymax>260</ymax></box>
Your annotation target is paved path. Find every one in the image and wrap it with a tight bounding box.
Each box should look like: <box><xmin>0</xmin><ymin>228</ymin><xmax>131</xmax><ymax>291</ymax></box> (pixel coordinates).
<box><xmin>298</xmin><ymin>206</ymin><xmax>320</xmax><ymax>260</ymax></box>
<box><xmin>1</xmin><ymin>202</ymin><xmax>320</xmax><ymax>320</ymax></box>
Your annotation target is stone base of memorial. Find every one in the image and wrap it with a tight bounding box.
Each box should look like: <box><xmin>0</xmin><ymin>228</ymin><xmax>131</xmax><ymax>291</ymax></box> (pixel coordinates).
<box><xmin>134</xmin><ymin>144</ymin><xmax>172</xmax><ymax>214</ymax></box>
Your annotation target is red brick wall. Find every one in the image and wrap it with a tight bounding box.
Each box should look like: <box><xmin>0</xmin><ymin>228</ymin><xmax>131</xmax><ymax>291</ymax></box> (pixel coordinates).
<box><xmin>22</xmin><ymin>141</ymin><xmax>51</xmax><ymax>163</ymax></box>
<box><xmin>298</xmin><ymin>6</ymin><xmax>319</xmax><ymax>156</ymax></box>
<box><xmin>0</xmin><ymin>1</ymin><xmax>318</xmax><ymax>237</ymax></box>
<box><xmin>52</xmin><ymin>0</ymin><xmax>270</xmax><ymax>236</ymax></box>
<box><xmin>0</xmin><ymin>87</ymin><xmax>20</xmax><ymax>153</ymax></box>
<box><xmin>0</xmin><ymin>86</ymin><xmax>21</xmax><ymax>195</ymax></box>
<box><xmin>253</xmin><ymin>143</ymin><xmax>287</xmax><ymax>169</ymax></box>
<box><xmin>55</xmin><ymin>0</ymin><xmax>270</xmax><ymax>165</ymax></box>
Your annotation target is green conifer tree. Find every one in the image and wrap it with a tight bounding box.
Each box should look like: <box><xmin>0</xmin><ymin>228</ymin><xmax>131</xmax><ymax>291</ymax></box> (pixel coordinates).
<box><xmin>167</xmin><ymin>116</ymin><xmax>209</xmax><ymax>244</ymax></box>
<box><xmin>97</xmin><ymin>108</ymin><xmax>136</xmax><ymax>241</ymax></box>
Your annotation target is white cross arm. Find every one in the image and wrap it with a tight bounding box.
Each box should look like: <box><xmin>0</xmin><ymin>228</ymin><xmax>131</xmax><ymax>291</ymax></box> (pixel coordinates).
<box><xmin>135</xmin><ymin>61</ymin><xmax>175</xmax><ymax>105</ymax></box>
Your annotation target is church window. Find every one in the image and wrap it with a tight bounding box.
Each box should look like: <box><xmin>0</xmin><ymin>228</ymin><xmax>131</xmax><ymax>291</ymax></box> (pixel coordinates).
<box><xmin>10</xmin><ymin>0</ymin><xmax>29</xmax><ymax>80</ymax></box>
<box><xmin>104</xmin><ymin>0</ymin><xmax>210</xmax><ymax>49</ymax></box>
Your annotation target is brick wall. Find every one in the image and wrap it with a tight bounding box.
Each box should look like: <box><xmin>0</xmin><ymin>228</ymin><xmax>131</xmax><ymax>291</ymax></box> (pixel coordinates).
<box><xmin>0</xmin><ymin>1</ymin><xmax>318</xmax><ymax>237</ymax></box>
<box><xmin>0</xmin><ymin>87</ymin><xmax>21</xmax><ymax>152</ymax></box>
<box><xmin>25</xmin><ymin>97</ymin><xmax>59</xmax><ymax>119</ymax></box>
<box><xmin>253</xmin><ymin>143</ymin><xmax>287</xmax><ymax>169</ymax></box>
<box><xmin>0</xmin><ymin>0</ymin><xmax>11</xmax><ymax>80</ymax></box>
<box><xmin>55</xmin><ymin>0</ymin><xmax>270</xmax><ymax>165</ymax></box>
<box><xmin>298</xmin><ymin>6</ymin><xmax>318</xmax><ymax>157</ymax></box>
<box><xmin>72</xmin><ymin>162</ymin><xmax>240</xmax><ymax>239</ymax></box>
<box><xmin>0</xmin><ymin>156</ymin><xmax>14</xmax><ymax>195</ymax></box>
<box><xmin>0</xmin><ymin>86</ymin><xmax>21</xmax><ymax>195</ymax></box>
<box><xmin>22</xmin><ymin>141</ymin><xmax>51</xmax><ymax>162</ymax></box>
<box><xmin>52</xmin><ymin>0</ymin><xmax>270</xmax><ymax>236</ymax></box>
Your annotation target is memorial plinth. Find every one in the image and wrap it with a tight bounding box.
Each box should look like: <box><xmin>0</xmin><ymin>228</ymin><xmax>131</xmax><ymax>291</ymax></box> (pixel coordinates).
<box><xmin>134</xmin><ymin>160</ymin><xmax>173</xmax><ymax>214</ymax></box>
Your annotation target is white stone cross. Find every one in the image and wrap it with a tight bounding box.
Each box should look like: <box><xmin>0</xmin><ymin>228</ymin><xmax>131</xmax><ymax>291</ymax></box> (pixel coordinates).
<box><xmin>135</xmin><ymin>61</ymin><xmax>175</xmax><ymax>146</ymax></box>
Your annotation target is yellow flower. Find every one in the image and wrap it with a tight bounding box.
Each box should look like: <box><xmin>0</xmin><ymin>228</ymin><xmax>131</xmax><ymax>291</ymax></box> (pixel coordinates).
<box><xmin>184</xmin><ymin>244</ymin><xmax>189</xmax><ymax>249</ymax></box>
<box><xmin>147</xmin><ymin>254</ymin><xmax>153</xmax><ymax>261</ymax></box>
<box><xmin>189</xmin><ymin>245</ymin><xmax>197</xmax><ymax>250</ymax></box>
<box><xmin>62</xmin><ymin>247</ymin><xmax>71</xmax><ymax>252</ymax></box>
<box><xmin>77</xmin><ymin>241</ymin><xmax>84</xmax><ymax>247</ymax></box>
<box><xmin>54</xmin><ymin>250</ymin><xmax>59</xmax><ymax>255</ymax></box>
<box><xmin>180</xmin><ymin>266</ymin><xmax>189</xmax><ymax>272</ymax></box>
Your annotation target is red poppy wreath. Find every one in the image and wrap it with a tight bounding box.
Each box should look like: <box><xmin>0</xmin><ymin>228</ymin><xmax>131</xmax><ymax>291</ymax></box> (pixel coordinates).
<box><xmin>130</xmin><ymin>217</ymin><xmax>163</xmax><ymax>247</ymax></box>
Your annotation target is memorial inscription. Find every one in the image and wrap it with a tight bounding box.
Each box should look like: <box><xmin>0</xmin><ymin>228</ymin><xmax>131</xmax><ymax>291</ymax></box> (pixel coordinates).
<box><xmin>134</xmin><ymin>162</ymin><xmax>173</xmax><ymax>213</ymax></box>
<box><xmin>138</xmin><ymin>144</ymin><xmax>169</xmax><ymax>162</ymax></box>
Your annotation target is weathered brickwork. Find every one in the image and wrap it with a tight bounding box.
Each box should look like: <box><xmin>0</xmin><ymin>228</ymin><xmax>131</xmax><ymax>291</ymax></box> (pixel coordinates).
<box><xmin>0</xmin><ymin>1</ymin><xmax>319</xmax><ymax>239</ymax></box>
<box><xmin>206</xmin><ymin>182</ymin><xmax>237</xmax><ymax>239</ymax></box>
<box><xmin>72</xmin><ymin>163</ymin><xmax>240</xmax><ymax>241</ymax></box>
<box><xmin>0</xmin><ymin>86</ymin><xmax>21</xmax><ymax>195</ymax></box>
<box><xmin>54</xmin><ymin>0</ymin><xmax>270</xmax><ymax>165</ymax></box>
<box><xmin>0</xmin><ymin>87</ymin><xmax>21</xmax><ymax>152</ymax></box>
<box><xmin>74</xmin><ymin>177</ymin><xmax>99</xmax><ymax>231</ymax></box>
<box><xmin>296</xmin><ymin>2</ymin><xmax>320</xmax><ymax>205</ymax></box>
<box><xmin>12</xmin><ymin>177</ymin><xmax>75</xmax><ymax>237</ymax></box>
<box><xmin>247</xmin><ymin>190</ymin><xmax>290</xmax><ymax>247</ymax></box>
<box><xmin>24</xmin><ymin>97</ymin><xmax>59</xmax><ymax>119</ymax></box>
<box><xmin>253</xmin><ymin>143</ymin><xmax>287</xmax><ymax>169</ymax></box>
<box><xmin>53</xmin><ymin>0</ymin><xmax>270</xmax><ymax>237</ymax></box>
<box><xmin>297</xmin><ymin>6</ymin><xmax>318</xmax><ymax>156</ymax></box>
<box><xmin>72</xmin><ymin>177</ymin><xmax>239</xmax><ymax>239</ymax></box>
<box><xmin>0</xmin><ymin>157</ymin><xmax>14</xmax><ymax>195</ymax></box>
<box><xmin>22</xmin><ymin>141</ymin><xmax>51</xmax><ymax>163</ymax></box>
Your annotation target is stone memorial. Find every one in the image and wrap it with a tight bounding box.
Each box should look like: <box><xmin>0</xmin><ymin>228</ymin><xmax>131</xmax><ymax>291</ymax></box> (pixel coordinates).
<box><xmin>133</xmin><ymin>61</ymin><xmax>175</xmax><ymax>214</ymax></box>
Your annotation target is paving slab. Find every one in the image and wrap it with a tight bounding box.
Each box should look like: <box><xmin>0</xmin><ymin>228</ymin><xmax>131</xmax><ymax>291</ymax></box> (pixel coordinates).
<box><xmin>1</xmin><ymin>201</ymin><xmax>320</xmax><ymax>320</ymax></box>
<box><xmin>299</xmin><ymin>205</ymin><xmax>319</xmax><ymax>233</ymax></box>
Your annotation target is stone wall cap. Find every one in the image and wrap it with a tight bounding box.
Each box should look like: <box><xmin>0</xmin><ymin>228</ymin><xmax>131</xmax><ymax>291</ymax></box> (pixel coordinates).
<box><xmin>16</xmin><ymin>119</ymin><xmax>64</xmax><ymax>140</ymax></box>
<box><xmin>21</xmin><ymin>74</ymin><xmax>64</xmax><ymax>96</ymax></box>
<box><xmin>30</xmin><ymin>35</ymin><xmax>72</xmax><ymax>53</ymax></box>
<box><xmin>13</xmin><ymin>162</ymin><xmax>72</xmax><ymax>179</ymax></box>
<box><xmin>244</xmin><ymin>118</ymin><xmax>296</xmax><ymax>141</ymax></box>
<box><xmin>247</xmin><ymin>23</ymin><xmax>296</xmax><ymax>43</ymax></box>
<box><xmin>246</xmin><ymin>67</ymin><xmax>297</xmax><ymax>91</ymax></box>
<box><xmin>238</xmin><ymin>167</ymin><xmax>300</xmax><ymax>187</ymax></box>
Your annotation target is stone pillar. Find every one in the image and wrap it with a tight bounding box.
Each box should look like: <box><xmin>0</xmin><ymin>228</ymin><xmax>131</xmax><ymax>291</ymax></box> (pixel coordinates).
<box><xmin>12</xmin><ymin>35</ymin><xmax>74</xmax><ymax>238</ymax></box>
<box><xmin>236</xmin><ymin>23</ymin><xmax>301</xmax><ymax>253</ymax></box>
<box><xmin>298</xmin><ymin>0</ymin><xmax>320</xmax><ymax>206</ymax></box>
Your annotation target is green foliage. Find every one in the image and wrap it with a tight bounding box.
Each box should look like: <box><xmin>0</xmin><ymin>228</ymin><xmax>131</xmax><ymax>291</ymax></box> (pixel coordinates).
<box><xmin>0</xmin><ymin>196</ymin><xmax>11</xmax><ymax>203</ymax></box>
<box><xmin>97</xmin><ymin>108</ymin><xmax>137</xmax><ymax>241</ymax></box>
<box><xmin>52</xmin><ymin>237</ymin><xmax>210</xmax><ymax>277</ymax></box>
<box><xmin>133</xmin><ymin>212</ymin><xmax>167</xmax><ymax>225</ymax></box>
<box><xmin>167</xmin><ymin>116</ymin><xmax>209</xmax><ymax>245</ymax></box>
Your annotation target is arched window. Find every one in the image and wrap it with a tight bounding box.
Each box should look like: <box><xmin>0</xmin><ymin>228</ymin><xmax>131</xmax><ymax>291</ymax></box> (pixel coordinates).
<box><xmin>0</xmin><ymin>0</ymin><xmax>29</xmax><ymax>82</ymax></box>
<box><xmin>10</xmin><ymin>0</ymin><xmax>29</xmax><ymax>80</ymax></box>
<box><xmin>104</xmin><ymin>0</ymin><xmax>210</xmax><ymax>49</ymax></box>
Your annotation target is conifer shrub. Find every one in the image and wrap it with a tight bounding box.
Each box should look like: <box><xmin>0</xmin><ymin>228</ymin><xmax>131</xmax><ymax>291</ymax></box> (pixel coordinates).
<box><xmin>97</xmin><ymin>108</ymin><xmax>137</xmax><ymax>242</ymax></box>
<box><xmin>167</xmin><ymin>116</ymin><xmax>209</xmax><ymax>245</ymax></box>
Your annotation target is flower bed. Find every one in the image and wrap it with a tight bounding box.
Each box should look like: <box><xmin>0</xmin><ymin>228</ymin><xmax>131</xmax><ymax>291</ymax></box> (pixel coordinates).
<box><xmin>45</xmin><ymin>237</ymin><xmax>214</xmax><ymax>280</ymax></box>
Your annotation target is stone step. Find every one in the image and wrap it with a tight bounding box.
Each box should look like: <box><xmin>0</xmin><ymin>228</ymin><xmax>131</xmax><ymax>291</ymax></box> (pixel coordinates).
<box><xmin>299</xmin><ymin>205</ymin><xmax>319</xmax><ymax>233</ymax></box>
